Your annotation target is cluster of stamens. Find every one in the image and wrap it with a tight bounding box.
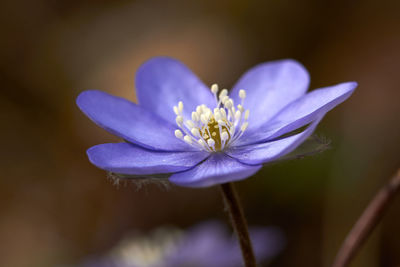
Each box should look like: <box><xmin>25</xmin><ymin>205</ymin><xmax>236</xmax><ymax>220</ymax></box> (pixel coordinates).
<box><xmin>173</xmin><ymin>84</ymin><xmax>249</xmax><ymax>152</ymax></box>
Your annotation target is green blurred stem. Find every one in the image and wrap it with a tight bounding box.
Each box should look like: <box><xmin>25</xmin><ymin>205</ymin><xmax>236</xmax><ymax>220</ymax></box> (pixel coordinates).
<box><xmin>332</xmin><ymin>168</ymin><xmax>400</xmax><ymax>267</ymax></box>
<box><xmin>220</xmin><ymin>182</ymin><xmax>256</xmax><ymax>267</ymax></box>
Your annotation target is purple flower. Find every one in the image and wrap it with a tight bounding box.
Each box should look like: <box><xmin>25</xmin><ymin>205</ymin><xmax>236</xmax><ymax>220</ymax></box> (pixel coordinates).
<box><xmin>78</xmin><ymin>221</ymin><xmax>284</xmax><ymax>267</ymax></box>
<box><xmin>166</xmin><ymin>222</ymin><xmax>284</xmax><ymax>267</ymax></box>
<box><xmin>77</xmin><ymin>57</ymin><xmax>357</xmax><ymax>187</ymax></box>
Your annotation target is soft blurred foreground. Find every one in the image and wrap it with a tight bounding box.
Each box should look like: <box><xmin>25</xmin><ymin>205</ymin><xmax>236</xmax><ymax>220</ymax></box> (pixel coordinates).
<box><xmin>73</xmin><ymin>221</ymin><xmax>284</xmax><ymax>267</ymax></box>
<box><xmin>1</xmin><ymin>0</ymin><xmax>400</xmax><ymax>267</ymax></box>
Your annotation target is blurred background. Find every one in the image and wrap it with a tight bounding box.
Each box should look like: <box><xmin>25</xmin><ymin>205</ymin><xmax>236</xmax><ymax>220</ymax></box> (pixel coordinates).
<box><xmin>1</xmin><ymin>0</ymin><xmax>400</xmax><ymax>266</ymax></box>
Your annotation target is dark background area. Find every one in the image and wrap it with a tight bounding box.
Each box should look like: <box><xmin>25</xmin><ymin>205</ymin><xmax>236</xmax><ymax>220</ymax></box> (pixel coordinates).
<box><xmin>1</xmin><ymin>0</ymin><xmax>400</xmax><ymax>266</ymax></box>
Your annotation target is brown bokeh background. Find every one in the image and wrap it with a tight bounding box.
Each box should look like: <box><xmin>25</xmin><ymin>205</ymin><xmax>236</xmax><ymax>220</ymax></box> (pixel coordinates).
<box><xmin>1</xmin><ymin>0</ymin><xmax>400</xmax><ymax>266</ymax></box>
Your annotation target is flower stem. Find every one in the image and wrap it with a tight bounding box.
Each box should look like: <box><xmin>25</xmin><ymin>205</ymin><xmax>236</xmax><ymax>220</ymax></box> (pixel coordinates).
<box><xmin>220</xmin><ymin>182</ymin><xmax>257</xmax><ymax>267</ymax></box>
<box><xmin>332</xmin><ymin>168</ymin><xmax>400</xmax><ymax>267</ymax></box>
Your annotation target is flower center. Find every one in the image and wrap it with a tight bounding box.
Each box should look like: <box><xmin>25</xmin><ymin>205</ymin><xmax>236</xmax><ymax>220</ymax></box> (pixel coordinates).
<box><xmin>173</xmin><ymin>84</ymin><xmax>249</xmax><ymax>152</ymax></box>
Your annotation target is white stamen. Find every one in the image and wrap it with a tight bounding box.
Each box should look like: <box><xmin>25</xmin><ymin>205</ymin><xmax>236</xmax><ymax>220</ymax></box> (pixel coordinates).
<box><xmin>244</xmin><ymin>110</ymin><xmax>250</xmax><ymax>120</ymax></box>
<box><xmin>239</xmin><ymin>89</ymin><xmax>246</xmax><ymax>99</ymax></box>
<box><xmin>219</xmin><ymin>108</ymin><xmax>226</xmax><ymax>118</ymax></box>
<box><xmin>234</xmin><ymin>110</ymin><xmax>241</xmax><ymax>121</ymax></box>
<box><xmin>173</xmin><ymin>106</ymin><xmax>179</xmax><ymax>115</ymax></box>
<box><xmin>191</xmin><ymin>112</ymin><xmax>199</xmax><ymax>122</ymax></box>
<box><xmin>221</xmin><ymin>95</ymin><xmax>229</xmax><ymax>104</ymax></box>
<box><xmin>200</xmin><ymin>114</ymin><xmax>208</xmax><ymax>125</ymax></box>
<box><xmin>178</xmin><ymin>101</ymin><xmax>183</xmax><ymax>112</ymax></box>
<box><xmin>207</xmin><ymin>138</ymin><xmax>215</xmax><ymax>148</ymax></box>
<box><xmin>176</xmin><ymin>116</ymin><xmax>183</xmax><ymax>125</ymax></box>
<box><xmin>186</xmin><ymin>120</ymin><xmax>195</xmax><ymax>129</ymax></box>
<box><xmin>241</xmin><ymin>122</ymin><xmax>249</xmax><ymax>132</ymax></box>
<box><xmin>217</xmin><ymin>120</ymin><xmax>226</xmax><ymax>129</ymax></box>
<box><xmin>204</xmin><ymin>108</ymin><xmax>212</xmax><ymax>117</ymax></box>
<box><xmin>191</xmin><ymin>128</ymin><xmax>200</xmax><ymax>137</ymax></box>
<box><xmin>183</xmin><ymin>135</ymin><xmax>192</xmax><ymax>144</ymax></box>
<box><xmin>174</xmin><ymin>129</ymin><xmax>183</xmax><ymax>139</ymax></box>
<box><xmin>214</xmin><ymin>112</ymin><xmax>221</xmax><ymax>121</ymax></box>
<box><xmin>221</xmin><ymin>131</ymin><xmax>229</xmax><ymax>141</ymax></box>
<box><xmin>205</xmin><ymin>125</ymin><xmax>212</xmax><ymax>138</ymax></box>
<box><xmin>211</xmin><ymin>84</ymin><xmax>219</xmax><ymax>94</ymax></box>
<box><xmin>225</xmin><ymin>99</ymin><xmax>233</xmax><ymax>109</ymax></box>
<box><xmin>219</xmin><ymin>89</ymin><xmax>228</xmax><ymax>99</ymax></box>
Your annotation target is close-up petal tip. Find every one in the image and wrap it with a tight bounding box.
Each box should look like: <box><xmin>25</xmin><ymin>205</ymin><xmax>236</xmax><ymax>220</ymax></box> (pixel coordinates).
<box><xmin>76</xmin><ymin>90</ymin><xmax>102</xmax><ymax>111</ymax></box>
<box><xmin>332</xmin><ymin>81</ymin><xmax>358</xmax><ymax>95</ymax></box>
<box><xmin>346</xmin><ymin>81</ymin><xmax>358</xmax><ymax>92</ymax></box>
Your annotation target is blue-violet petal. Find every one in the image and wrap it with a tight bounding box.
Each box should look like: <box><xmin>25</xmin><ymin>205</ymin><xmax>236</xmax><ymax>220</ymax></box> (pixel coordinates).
<box><xmin>230</xmin><ymin>59</ymin><xmax>310</xmax><ymax>131</ymax></box>
<box><xmin>228</xmin><ymin>118</ymin><xmax>321</xmax><ymax>165</ymax></box>
<box><xmin>169</xmin><ymin>153</ymin><xmax>261</xmax><ymax>188</ymax></box>
<box><xmin>77</xmin><ymin>90</ymin><xmax>193</xmax><ymax>151</ymax></box>
<box><xmin>136</xmin><ymin>57</ymin><xmax>215</xmax><ymax>124</ymax></box>
<box><xmin>237</xmin><ymin>81</ymin><xmax>357</xmax><ymax>146</ymax></box>
<box><xmin>87</xmin><ymin>143</ymin><xmax>209</xmax><ymax>175</ymax></box>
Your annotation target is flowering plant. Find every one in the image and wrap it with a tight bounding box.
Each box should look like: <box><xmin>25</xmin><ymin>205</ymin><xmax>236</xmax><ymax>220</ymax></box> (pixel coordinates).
<box><xmin>77</xmin><ymin>57</ymin><xmax>356</xmax><ymax>187</ymax></box>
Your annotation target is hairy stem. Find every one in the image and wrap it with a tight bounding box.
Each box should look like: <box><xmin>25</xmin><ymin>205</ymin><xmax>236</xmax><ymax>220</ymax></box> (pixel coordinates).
<box><xmin>220</xmin><ymin>182</ymin><xmax>257</xmax><ymax>267</ymax></box>
<box><xmin>332</xmin><ymin>168</ymin><xmax>400</xmax><ymax>267</ymax></box>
